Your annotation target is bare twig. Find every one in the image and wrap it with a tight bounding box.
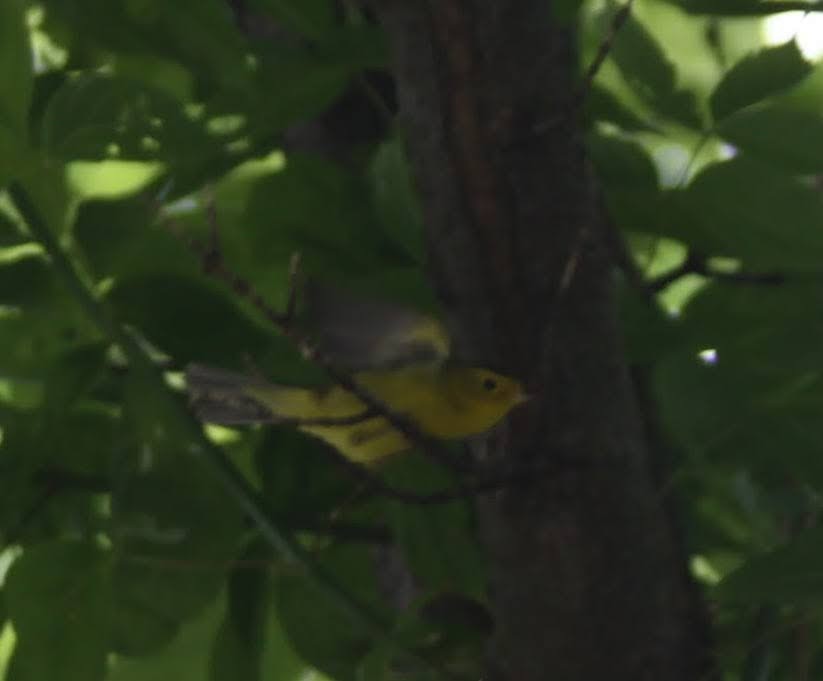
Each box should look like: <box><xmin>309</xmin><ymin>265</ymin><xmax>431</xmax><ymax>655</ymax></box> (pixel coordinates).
<box><xmin>648</xmin><ymin>252</ymin><xmax>788</xmax><ymax>292</ymax></box>
<box><xmin>577</xmin><ymin>0</ymin><xmax>635</xmax><ymax>105</ymax></box>
<box><xmin>534</xmin><ymin>0</ymin><xmax>635</xmax><ymax>135</ymax></box>
<box><xmin>327</xmin><ymin>447</ymin><xmax>591</xmax><ymax>506</ymax></box>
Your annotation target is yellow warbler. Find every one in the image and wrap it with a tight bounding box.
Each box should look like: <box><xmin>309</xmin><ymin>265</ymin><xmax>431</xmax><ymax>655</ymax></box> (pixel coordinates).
<box><xmin>185</xmin><ymin>285</ymin><xmax>528</xmax><ymax>464</ymax></box>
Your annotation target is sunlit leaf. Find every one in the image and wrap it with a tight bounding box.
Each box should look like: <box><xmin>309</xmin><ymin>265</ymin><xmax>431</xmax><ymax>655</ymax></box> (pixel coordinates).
<box><xmin>710</xmin><ymin>41</ymin><xmax>812</xmax><ymax>122</ymax></box>
<box><xmin>608</xmin><ymin>12</ymin><xmax>702</xmax><ymax>128</ymax></box>
<box><xmin>41</xmin><ymin>74</ymin><xmax>214</xmax><ymax>163</ymax></box>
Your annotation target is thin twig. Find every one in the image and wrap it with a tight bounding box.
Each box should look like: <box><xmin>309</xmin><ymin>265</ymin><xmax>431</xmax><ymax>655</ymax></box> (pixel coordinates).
<box><xmin>328</xmin><ymin>448</ymin><xmax>589</xmax><ymax>506</ymax></box>
<box><xmin>534</xmin><ymin>0</ymin><xmax>635</xmax><ymax>135</ymax></box>
<box><xmin>577</xmin><ymin>0</ymin><xmax>635</xmax><ymax>105</ymax></box>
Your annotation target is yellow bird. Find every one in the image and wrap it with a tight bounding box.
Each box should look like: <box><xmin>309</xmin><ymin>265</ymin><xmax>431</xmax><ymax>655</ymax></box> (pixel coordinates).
<box><xmin>185</xmin><ymin>284</ymin><xmax>528</xmax><ymax>464</ymax></box>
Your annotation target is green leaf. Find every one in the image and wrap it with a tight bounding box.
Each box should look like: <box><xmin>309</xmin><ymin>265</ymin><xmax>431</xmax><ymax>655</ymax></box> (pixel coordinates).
<box><xmin>618</xmin><ymin>282</ymin><xmax>682</xmax><ymax>363</ymax></box>
<box><xmin>106</xmin><ymin>274</ymin><xmax>277</xmax><ymax>365</ymax></box>
<box><xmin>0</xmin><ymin>0</ymin><xmax>30</xmax><ymax>124</ymax></box>
<box><xmin>242</xmin><ymin>154</ymin><xmax>387</xmax><ymax>274</ymax></box>
<box><xmin>710</xmin><ymin>41</ymin><xmax>812</xmax><ymax>122</ymax></box>
<box><xmin>249</xmin><ymin>55</ymin><xmax>346</xmax><ymax>138</ymax></box>
<box><xmin>255</xmin><ymin>429</ymin><xmax>353</xmax><ymax>520</ymax></box>
<box><xmin>147</xmin><ymin>0</ymin><xmax>251</xmax><ymax>92</ymax></box>
<box><xmin>5</xmin><ymin>542</ymin><xmax>111</xmax><ymax>681</ymax></box>
<box><xmin>41</xmin><ymin>342</ymin><xmax>109</xmax><ymax>415</ymax></box>
<box><xmin>608</xmin><ymin>12</ymin><xmax>702</xmax><ymax>128</ymax></box>
<box><xmin>585</xmin><ymin>85</ymin><xmax>656</xmax><ymax>132</ymax></box>
<box><xmin>716</xmin><ymin>105</ymin><xmax>823</xmax><ymax>173</ymax></box>
<box><xmin>73</xmin><ymin>197</ymin><xmax>196</xmax><ymax>281</ymax></box>
<box><xmin>684</xmin><ymin>156</ymin><xmax>823</xmax><ymax>269</ymax></box>
<box><xmin>654</xmin><ymin>281</ymin><xmax>823</xmax><ymax>480</ymax></box>
<box><xmin>0</xmin><ymin>211</ymin><xmax>25</xmax><ymax>246</ymax></box>
<box><xmin>108</xmin><ymin>374</ymin><xmax>245</xmax><ymax>655</ymax></box>
<box><xmin>108</xmin><ymin>589</ymin><xmax>227</xmax><ymax>681</ymax></box>
<box><xmin>46</xmin><ymin>0</ymin><xmax>249</xmax><ymax>93</ymax></box>
<box><xmin>718</xmin><ymin>525</ymin><xmax>823</xmax><ymax>604</ymax></box>
<box><xmin>369</xmin><ymin>138</ymin><xmax>425</xmax><ymax>263</ymax></box>
<box><xmin>0</xmin><ymin>0</ymin><xmax>32</xmax><ymax>181</ymax></box>
<box><xmin>655</xmin><ymin>349</ymin><xmax>823</xmax><ymax>480</ymax></box>
<box><xmin>382</xmin><ymin>457</ymin><xmax>487</xmax><ymax>599</ymax></box>
<box><xmin>0</xmin><ymin>299</ymin><xmax>93</xmax><ymax>379</ymax></box>
<box><xmin>41</xmin><ymin>74</ymin><xmax>214</xmax><ymax>163</ymax></box>
<box><xmin>0</xmin><ymin>252</ymin><xmax>54</xmax><ymax>307</ymax></box>
<box><xmin>209</xmin><ymin>541</ymin><xmax>270</xmax><ymax>681</ymax></box>
<box><xmin>587</xmin><ymin>133</ymin><xmax>659</xmax><ymax>190</ymax></box>
<box><xmin>273</xmin><ymin>546</ymin><xmax>382</xmax><ymax>681</ymax></box>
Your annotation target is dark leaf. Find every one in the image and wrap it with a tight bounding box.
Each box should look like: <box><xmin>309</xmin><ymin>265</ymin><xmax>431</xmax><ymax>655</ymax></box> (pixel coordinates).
<box><xmin>585</xmin><ymin>85</ymin><xmax>657</xmax><ymax>132</ymax></box>
<box><xmin>273</xmin><ymin>546</ymin><xmax>383</xmax><ymax>681</ymax></box>
<box><xmin>5</xmin><ymin>542</ymin><xmax>111</xmax><ymax>681</ymax></box>
<box><xmin>108</xmin><ymin>373</ymin><xmax>245</xmax><ymax>655</ymax></box>
<box><xmin>716</xmin><ymin>104</ymin><xmax>823</xmax><ymax>173</ymax></box>
<box><xmin>718</xmin><ymin>525</ymin><xmax>823</xmax><ymax>604</ymax></box>
<box><xmin>249</xmin><ymin>0</ymin><xmax>335</xmax><ymax>39</ymax></box>
<box><xmin>369</xmin><ymin>137</ymin><xmax>425</xmax><ymax>263</ymax></box>
<box><xmin>74</xmin><ymin>197</ymin><xmax>196</xmax><ymax>281</ymax></box>
<box><xmin>675</xmin><ymin>0</ymin><xmax>816</xmax><ymax>16</ymax></box>
<box><xmin>655</xmin><ymin>281</ymin><xmax>823</xmax><ymax>481</ymax></box>
<box><xmin>106</xmin><ymin>274</ymin><xmax>277</xmax><ymax>366</ymax></box>
<box><xmin>587</xmin><ymin>133</ymin><xmax>659</xmax><ymax>190</ymax></box>
<box><xmin>0</xmin><ymin>0</ymin><xmax>31</xmax><ymax>133</ymax></box>
<box><xmin>382</xmin><ymin>456</ymin><xmax>487</xmax><ymax>598</ymax></box>
<box><xmin>209</xmin><ymin>540</ymin><xmax>272</xmax><ymax>681</ymax></box>
<box><xmin>684</xmin><ymin>156</ymin><xmax>823</xmax><ymax>269</ymax></box>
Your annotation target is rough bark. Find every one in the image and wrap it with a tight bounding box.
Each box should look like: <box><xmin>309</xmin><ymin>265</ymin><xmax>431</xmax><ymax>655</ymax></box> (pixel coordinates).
<box><xmin>374</xmin><ymin>2</ymin><xmax>713</xmax><ymax>680</ymax></box>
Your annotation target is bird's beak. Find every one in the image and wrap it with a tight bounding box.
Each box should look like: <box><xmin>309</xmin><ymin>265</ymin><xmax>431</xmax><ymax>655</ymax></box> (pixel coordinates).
<box><xmin>516</xmin><ymin>391</ymin><xmax>534</xmax><ymax>405</ymax></box>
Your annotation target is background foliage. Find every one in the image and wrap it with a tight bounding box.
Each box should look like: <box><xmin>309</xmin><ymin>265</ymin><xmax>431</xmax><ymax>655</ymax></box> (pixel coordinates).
<box><xmin>3</xmin><ymin>0</ymin><xmax>823</xmax><ymax>679</ymax></box>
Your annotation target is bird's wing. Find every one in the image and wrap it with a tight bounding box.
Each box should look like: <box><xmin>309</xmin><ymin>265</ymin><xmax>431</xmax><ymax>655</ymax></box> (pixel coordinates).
<box><xmin>301</xmin><ymin>279</ymin><xmax>451</xmax><ymax>370</ymax></box>
<box><xmin>185</xmin><ymin>364</ymin><xmax>277</xmax><ymax>424</ymax></box>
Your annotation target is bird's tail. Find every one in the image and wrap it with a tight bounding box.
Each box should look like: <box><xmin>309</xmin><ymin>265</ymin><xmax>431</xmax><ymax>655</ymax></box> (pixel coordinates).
<box><xmin>185</xmin><ymin>364</ymin><xmax>280</xmax><ymax>424</ymax></box>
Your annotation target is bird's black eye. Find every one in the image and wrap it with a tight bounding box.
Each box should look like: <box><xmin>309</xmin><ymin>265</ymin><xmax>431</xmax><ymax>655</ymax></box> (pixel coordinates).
<box><xmin>482</xmin><ymin>377</ymin><xmax>497</xmax><ymax>391</ymax></box>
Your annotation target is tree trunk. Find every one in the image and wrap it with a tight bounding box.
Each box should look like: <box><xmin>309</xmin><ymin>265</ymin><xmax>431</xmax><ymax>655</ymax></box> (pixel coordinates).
<box><xmin>375</xmin><ymin>2</ymin><xmax>714</xmax><ymax>679</ymax></box>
